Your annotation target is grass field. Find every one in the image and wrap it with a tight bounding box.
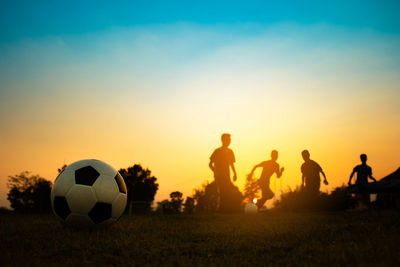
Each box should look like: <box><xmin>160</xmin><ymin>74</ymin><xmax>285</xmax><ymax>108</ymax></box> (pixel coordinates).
<box><xmin>1</xmin><ymin>211</ymin><xmax>400</xmax><ymax>266</ymax></box>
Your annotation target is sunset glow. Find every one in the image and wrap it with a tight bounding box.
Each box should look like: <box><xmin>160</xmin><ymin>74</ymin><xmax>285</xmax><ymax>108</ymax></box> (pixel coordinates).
<box><xmin>1</xmin><ymin>1</ymin><xmax>399</xmax><ymax>208</ymax></box>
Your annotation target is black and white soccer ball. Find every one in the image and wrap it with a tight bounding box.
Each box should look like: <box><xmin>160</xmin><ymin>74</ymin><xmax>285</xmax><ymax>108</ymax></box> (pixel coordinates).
<box><xmin>51</xmin><ymin>159</ymin><xmax>127</xmax><ymax>227</ymax></box>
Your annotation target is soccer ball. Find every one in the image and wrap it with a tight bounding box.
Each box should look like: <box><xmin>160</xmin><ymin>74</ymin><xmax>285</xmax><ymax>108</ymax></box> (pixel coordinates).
<box><xmin>244</xmin><ymin>203</ymin><xmax>258</xmax><ymax>214</ymax></box>
<box><xmin>51</xmin><ymin>159</ymin><xmax>127</xmax><ymax>227</ymax></box>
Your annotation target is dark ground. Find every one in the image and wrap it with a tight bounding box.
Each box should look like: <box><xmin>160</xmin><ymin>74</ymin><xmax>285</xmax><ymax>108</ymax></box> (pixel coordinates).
<box><xmin>1</xmin><ymin>211</ymin><xmax>400</xmax><ymax>266</ymax></box>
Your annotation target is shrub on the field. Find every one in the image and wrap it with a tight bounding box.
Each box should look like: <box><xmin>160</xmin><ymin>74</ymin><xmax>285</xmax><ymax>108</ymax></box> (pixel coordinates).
<box><xmin>7</xmin><ymin>171</ymin><xmax>52</xmax><ymax>213</ymax></box>
<box><xmin>193</xmin><ymin>180</ymin><xmax>243</xmax><ymax>213</ymax></box>
<box><xmin>156</xmin><ymin>191</ymin><xmax>184</xmax><ymax>214</ymax></box>
<box><xmin>169</xmin><ymin>191</ymin><xmax>184</xmax><ymax>213</ymax></box>
<box><xmin>273</xmin><ymin>186</ymin><xmax>356</xmax><ymax>211</ymax></box>
<box><xmin>119</xmin><ymin>164</ymin><xmax>159</xmax><ymax>214</ymax></box>
<box><xmin>0</xmin><ymin>207</ymin><xmax>12</xmax><ymax>214</ymax></box>
<box><xmin>322</xmin><ymin>187</ymin><xmax>357</xmax><ymax>210</ymax></box>
<box><xmin>243</xmin><ymin>174</ymin><xmax>260</xmax><ymax>204</ymax></box>
<box><xmin>193</xmin><ymin>181</ymin><xmax>219</xmax><ymax>213</ymax></box>
<box><xmin>183</xmin><ymin>197</ymin><xmax>195</xmax><ymax>214</ymax></box>
<box><xmin>375</xmin><ymin>192</ymin><xmax>400</xmax><ymax>209</ymax></box>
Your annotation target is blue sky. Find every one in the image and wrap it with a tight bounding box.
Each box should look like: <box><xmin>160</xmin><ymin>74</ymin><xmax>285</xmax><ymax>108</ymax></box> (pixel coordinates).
<box><xmin>1</xmin><ymin>1</ymin><xmax>400</xmax><ymax>42</ymax></box>
<box><xmin>0</xmin><ymin>1</ymin><xmax>400</xmax><ymax>206</ymax></box>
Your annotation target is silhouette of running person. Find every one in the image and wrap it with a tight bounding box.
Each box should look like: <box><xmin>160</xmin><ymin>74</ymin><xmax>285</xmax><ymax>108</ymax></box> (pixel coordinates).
<box><xmin>249</xmin><ymin>150</ymin><xmax>284</xmax><ymax>209</ymax></box>
<box><xmin>209</xmin><ymin>133</ymin><xmax>237</xmax><ymax>212</ymax></box>
<box><xmin>301</xmin><ymin>150</ymin><xmax>328</xmax><ymax>195</ymax></box>
<box><xmin>348</xmin><ymin>154</ymin><xmax>377</xmax><ymax>207</ymax></box>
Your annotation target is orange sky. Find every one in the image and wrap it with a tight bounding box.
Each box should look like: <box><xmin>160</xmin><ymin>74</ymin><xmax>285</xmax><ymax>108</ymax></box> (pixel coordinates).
<box><xmin>1</xmin><ymin>24</ymin><xmax>399</xmax><ymax>207</ymax></box>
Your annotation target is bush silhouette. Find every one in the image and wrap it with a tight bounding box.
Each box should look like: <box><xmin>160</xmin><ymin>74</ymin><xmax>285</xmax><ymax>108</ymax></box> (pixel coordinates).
<box><xmin>119</xmin><ymin>164</ymin><xmax>159</xmax><ymax>214</ymax></box>
<box><xmin>193</xmin><ymin>180</ymin><xmax>243</xmax><ymax>213</ymax></box>
<box><xmin>7</xmin><ymin>171</ymin><xmax>52</xmax><ymax>213</ymax></box>
<box><xmin>273</xmin><ymin>186</ymin><xmax>356</xmax><ymax>211</ymax></box>
<box><xmin>183</xmin><ymin>197</ymin><xmax>195</xmax><ymax>214</ymax></box>
<box><xmin>192</xmin><ymin>181</ymin><xmax>219</xmax><ymax>213</ymax></box>
<box><xmin>156</xmin><ymin>191</ymin><xmax>185</xmax><ymax>214</ymax></box>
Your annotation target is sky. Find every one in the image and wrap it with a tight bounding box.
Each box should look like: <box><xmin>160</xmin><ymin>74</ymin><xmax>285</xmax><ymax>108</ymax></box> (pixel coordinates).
<box><xmin>1</xmin><ymin>1</ymin><xmax>400</xmax><ymax>208</ymax></box>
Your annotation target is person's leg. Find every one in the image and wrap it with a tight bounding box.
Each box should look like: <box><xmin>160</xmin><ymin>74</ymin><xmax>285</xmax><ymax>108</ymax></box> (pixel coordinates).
<box><xmin>316</xmin><ymin>179</ymin><xmax>321</xmax><ymax>194</ymax></box>
<box><xmin>357</xmin><ymin>184</ymin><xmax>370</xmax><ymax>209</ymax></box>
<box><xmin>217</xmin><ymin>178</ymin><xmax>231</xmax><ymax>212</ymax></box>
<box><xmin>265</xmin><ymin>187</ymin><xmax>275</xmax><ymax>200</ymax></box>
<box><xmin>216</xmin><ymin>183</ymin><xmax>221</xmax><ymax>212</ymax></box>
<box><xmin>226</xmin><ymin>183</ymin><xmax>243</xmax><ymax>213</ymax></box>
<box><xmin>257</xmin><ymin>197</ymin><xmax>267</xmax><ymax>209</ymax></box>
<box><xmin>257</xmin><ymin>186</ymin><xmax>274</xmax><ymax>209</ymax></box>
<box><xmin>215</xmin><ymin>177</ymin><xmax>223</xmax><ymax>212</ymax></box>
<box><xmin>362</xmin><ymin>193</ymin><xmax>371</xmax><ymax>208</ymax></box>
<box><xmin>307</xmin><ymin>179</ymin><xmax>320</xmax><ymax>196</ymax></box>
<box><xmin>304</xmin><ymin>182</ymin><xmax>319</xmax><ymax>208</ymax></box>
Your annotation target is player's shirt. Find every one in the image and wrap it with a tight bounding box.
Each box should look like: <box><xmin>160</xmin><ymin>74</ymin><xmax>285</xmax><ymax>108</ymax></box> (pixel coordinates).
<box><xmin>301</xmin><ymin>160</ymin><xmax>322</xmax><ymax>188</ymax></box>
<box><xmin>353</xmin><ymin>164</ymin><xmax>372</xmax><ymax>185</ymax></box>
<box><xmin>210</xmin><ymin>147</ymin><xmax>235</xmax><ymax>180</ymax></box>
<box><xmin>258</xmin><ymin>160</ymin><xmax>280</xmax><ymax>186</ymax></box>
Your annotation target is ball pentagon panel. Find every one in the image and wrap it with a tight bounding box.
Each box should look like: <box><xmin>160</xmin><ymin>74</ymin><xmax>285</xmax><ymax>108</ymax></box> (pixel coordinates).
<box><xmin>53</xmin><ymin>196</ymin><xmax>71</xmax><ymax>220</ymax></box>
<box><xmin>89</xmin><ymin>202</ymin><xmax>112</xmax><ymax>224</ymax></box>
<box><xmin>75</xmin><ymin>166</ymin><xmax>100</xmax><ymax>186</ymax></box>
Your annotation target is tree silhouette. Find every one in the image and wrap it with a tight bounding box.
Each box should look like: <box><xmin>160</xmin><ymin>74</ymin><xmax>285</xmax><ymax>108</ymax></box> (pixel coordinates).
<box><xmin>193</xmin><ymin>180</ymin><xmax>243</xmax><ymax>213</ymax></box>
<box><xmin>243</xmin><ymin>174</ymin><xmax>261</xmax><ymax>203</ymax></box>
<box><xmin>118</xmin><ymin>164</ymin><xmax>159</xmax><ymax>213</ymax></box>
<box><xmin>192</xmin><ymin>181</ymin><xmax>219</xmax><ymax>213</ymax></box>
<box><xmin>183</xmin><ymin>196</ymin><xmax>195</xmax><ymax>214</ymax></box>
<box><xmin>156</xmin><ymin>191</ymin><xmax>184</xmax><ymax>214</ymax></box>
<box><xmin>169</xmin><ymin>191</ymin><xmax>184</xmax><ymax>213</ymax></box>
<box><xmin>7</xmin><ymin>171</ymin><xmax>52</xmax><ymax>213</ymax></box>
